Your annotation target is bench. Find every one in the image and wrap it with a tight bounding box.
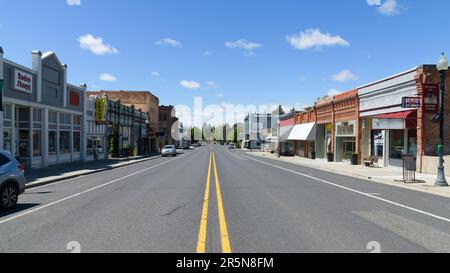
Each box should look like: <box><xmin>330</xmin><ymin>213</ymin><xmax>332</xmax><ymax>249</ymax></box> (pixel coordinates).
<box><xmin>364</xmin><ymin>155</ymin><xmax>379</xmax><ymax>167</ymax></box>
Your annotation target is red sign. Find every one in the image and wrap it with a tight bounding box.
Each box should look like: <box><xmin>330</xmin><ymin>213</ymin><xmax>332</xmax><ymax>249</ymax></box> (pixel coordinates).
<box><xmin>402</xmin><ymin>97</ymin><xmax>420</xmax><ymax>108</ymax></box>
<box><xmin>148</xmin><ymin>127</ymin><xmax>155</xmax><ymax>137</ymax></box>
<box><xmin>422</xmin><ymin>84</ymin><xmax>439</xmax><ymax>113</ymax></box>
<box><xmin>70</xmin><ymin>91</ymin><xmax>80</xmax><ymax>106</ymax></box>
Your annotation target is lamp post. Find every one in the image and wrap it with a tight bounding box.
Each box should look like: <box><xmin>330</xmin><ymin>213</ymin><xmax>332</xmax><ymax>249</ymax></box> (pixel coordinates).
<box><xmin>435</xmin><ymin>53</ymin><xmax>449</xmax><ymax>187</ymax></box>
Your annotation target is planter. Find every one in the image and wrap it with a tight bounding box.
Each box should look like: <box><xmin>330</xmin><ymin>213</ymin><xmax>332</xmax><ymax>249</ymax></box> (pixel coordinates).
<box><xmin>310</xmin><ymin>151</ymin><xmax>316</xmax><ymax>160</ymax></box>
<box><xmin>351</xmin><ymin>153</ymin><xmax>359</xmax><ymax>165</ymax></box>
<box><xmin>327</xmin><ymin>153</ymin><xmax>334</xmax><ymax>162</ymax></box>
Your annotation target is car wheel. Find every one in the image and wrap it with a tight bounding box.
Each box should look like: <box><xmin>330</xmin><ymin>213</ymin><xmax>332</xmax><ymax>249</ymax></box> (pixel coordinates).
<box><xmin>1</xmin><ymin>183</ymin><xmax>18</xmax><ymax>210</ymax></box>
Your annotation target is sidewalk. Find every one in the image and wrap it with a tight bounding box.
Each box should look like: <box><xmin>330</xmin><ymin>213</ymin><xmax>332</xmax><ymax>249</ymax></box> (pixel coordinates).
<box><xmin>246</xmin><ymin>151</ymin><xmax>450</xmax><ymax>198</ymax></box>
<box><xmin>24</xmin><ymin>154</ymin><xmax>161</xmax><ymax>189</ymax></box>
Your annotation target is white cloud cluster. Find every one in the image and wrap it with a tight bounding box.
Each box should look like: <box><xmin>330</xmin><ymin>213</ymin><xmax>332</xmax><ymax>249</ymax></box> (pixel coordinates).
<box><xmin>328</xmin><ymin>89</ymin><xmax>341</xmax><ymax>97</ymax></box>
<box><xmin>155</xmin><ymin>38</ymin><xmax>182</xmax><ymax>48</ymax></box>
<box><xmin>99</xmin><ymin>73</ymin><xmax>117</xmax><ymax>82</ymax></box>
<box><xmin>286</xmin><ymin>29</ymin><xmax>350</xmax><ymax>50</ymax></box>
<box><xmin>67</xmin><ymin>0</ymin><xmax>81</xmax><ymax>6</ymax></box>
<box><xmin>367</xmin><ymin>0</ymin><xmax>400</xmax><ymax>16</ymax></box>
<box><xmin>180</xmin><ymin>80</ymin><xmax>200</xmax><ymax>90</ymax></box>
<box><xmin>332</xmin><ymin>70</ymin><xmax>359</xmax><ymax>82</ymax></box>
<box><xmin>225</xmin><ymin>39</ymin><xmax>263</xmax><ymax>51</ymax></box>
<box><xmin>78</xmin><ymin>34</ymin><xmax>118</xmax><ymax>55</ymax></box>
<box><xmin>151</xmin><ymin>72</ymin><xmax>160</xmax><ymax>77</ymax></box>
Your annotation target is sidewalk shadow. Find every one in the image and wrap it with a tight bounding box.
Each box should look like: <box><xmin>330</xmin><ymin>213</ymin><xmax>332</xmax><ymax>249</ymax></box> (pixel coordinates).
<box><xmin>24</xmin><ymin>155</ymin><xmax>160</xmax><ymax>184</ymax></box>
<box><xmin>0</xmin><ymin>203</ymin><xmax>40</xmax><ymax>218</ymax></box>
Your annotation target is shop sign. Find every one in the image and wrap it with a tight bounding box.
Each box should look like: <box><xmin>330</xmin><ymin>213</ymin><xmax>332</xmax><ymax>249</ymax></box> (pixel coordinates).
<box><xmin>70</xmin><ymin>91</ymin><xmax>80</xmax><ymax>106</ymax></box>
<box><xmin>14</xmin><ymin>69</ymin><xmax>33</xmax><ymax>94</ymax></box>
<box><xmin>325</xmin><ymin>124</ymin><xmax>333</xmax><ymax>134</ymax></box>
<box><xmin>95</xmin><ymin>98</ymin><xmax>107</xmax><ymax>124</ymax></box>
<box><xmin>372</xmin><ymin>118</ymin><xmax>404</xmax><ymax>130</ymax></box>
<box><xmin>401</xmin><ymin>97</ymin><xmax>420</xmax><ymax>109</ymax></box>
<box><xmin>422</xmin><ymin>84</ymin><xmax>439</xmax><ymax>113</ymax></box>
<box><xmin>335</xmin><ymin>121</ymin><xmax>356</xmax><ymax>137</ymax></box>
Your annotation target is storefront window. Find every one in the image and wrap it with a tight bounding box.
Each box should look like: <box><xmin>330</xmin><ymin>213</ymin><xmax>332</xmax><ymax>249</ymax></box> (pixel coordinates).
<box><xmin>33</xmin><ymin>130</ymin><xmax>42</xmax><ymax>157</ymax></box>
<box><xmin>49</xmin><ymin>131</ymin><xmax>57</xmax><ymax>154</ymax></box>
<box><xmin>59</xmin><ymin>131</ymin><xmax>70</xmax><ymax>153</ymax></box>
<box><xmin>87</xmin><ymin>137</ymin><xmax>94</xmax><ymax>156</ymax></box>
<box><xmin>390</xmin><ymin>130</ymin><xmax>405</xmax><ymax>159</ymax></box>
<box><xmin>371</xmin><ymin>130</ymin><xmax>384</xmax><ymax>157</ymax></box>
<box><xmin>73</xmin><ymin>132</ymin><xmax>81</xmax><ymax>152</ymax></box>
<box><xmin>342</xmin><ymin>138</ymin><xmax>356</xmax><ymax>161</ymax></box>
<box><xmin>408</xmin><ymin>129</ymin><xmax>417</xmax><ymax>157</ymax></box>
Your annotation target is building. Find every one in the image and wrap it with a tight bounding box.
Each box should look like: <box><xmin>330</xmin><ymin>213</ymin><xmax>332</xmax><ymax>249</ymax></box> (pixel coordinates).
<box><xmin>289</xmin><ymin>109</ymin><xmax>316</xmax><ymax>158</ymax></box>
<box><xmin>243</xmin><ymin>113</ymin><xmax>273</xmax><ymax>149</ymax></box>
<box><xmin>87</xmin><ymin>91</ymin><xmax>160</xmax><ymax>153</ymax></box>
<box><xmin>85</xmin><ymin>94</ymin><xmax>107</xmax><ymax>160</ymax></box>
<box><xmin>359</xmin><ymin>65</ymin><xmax>450</xmax><ymax>174</ymax></box>
<box><xmin>277</xmin><ymin>111</ymin><xmax>297</xmax><ymax>156</ymax></box>
<box><xmin>315</xmin><ymin>98</ymin><xmax>334</xmax><ymax>161</ymax></box>
<box><xmin>333</xmin><ymin>90</ymin><xmax>360</xmax><ymax>163</ymax></box>
<box><xmin>0</xmin><ymin>48</ymin><xmax>86</xmax><ymax>168</ymax></box>
<box><xmin>158</xmin><ymin>105</ymin><xmax>175</xmax><ymax>148</ymax></box>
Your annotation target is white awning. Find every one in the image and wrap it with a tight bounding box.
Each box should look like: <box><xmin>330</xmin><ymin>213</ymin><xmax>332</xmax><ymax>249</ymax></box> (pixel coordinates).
<box><xmin>288</xmin><ymin>123</ymin><xmax>316</xmax><ymax>141</ymax></box>
<box><xmin>279</xmin><ymin>126</ymin><xmax>294</xmax><ymax>142</ymax></box>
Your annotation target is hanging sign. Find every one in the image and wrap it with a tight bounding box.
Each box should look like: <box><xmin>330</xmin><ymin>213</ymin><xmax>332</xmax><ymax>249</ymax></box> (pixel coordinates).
<box><xmin>422</xmin><ymin>84</ymin><xmax>439</xmax><ymax>113</ymax></box>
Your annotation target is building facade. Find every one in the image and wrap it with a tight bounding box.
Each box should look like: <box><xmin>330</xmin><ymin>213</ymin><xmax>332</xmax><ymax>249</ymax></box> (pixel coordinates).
<box><xmin>314</xmin><ymin>98</ymin><xmax>334</xmax><ymax>161</ymax></box>
<box><xmin>87</xmin><ymin>91</ymin><xmax>160</xmax><ymax>153</ymax></box>
<box><xmin>0</xmin><ymin>48</ymin><xmax>86</xmax><ymax>168</ymax></box>
<box><xmin>289</xmin><ymin>110</ymin><xmax>316</xmax><ymax>158</ymax></box>
<box><xmin>158</xmin><ymin>105</ymin><xmax>175</xmax><ymax>148</ymax></box>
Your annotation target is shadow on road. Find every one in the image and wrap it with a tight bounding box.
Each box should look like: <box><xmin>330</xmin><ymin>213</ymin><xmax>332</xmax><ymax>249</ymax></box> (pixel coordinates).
<box><xmin>0</xmin><ymin>203</ymin><xmax>40</xmax><ymax>218</ymax></box>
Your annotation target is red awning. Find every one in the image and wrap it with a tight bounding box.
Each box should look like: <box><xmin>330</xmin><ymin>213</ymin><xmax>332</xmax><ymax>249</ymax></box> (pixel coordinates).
<box><xmin>375</xmin><ymin>110</ymin><xmax>417</xmax><ymax>120</ymax></box>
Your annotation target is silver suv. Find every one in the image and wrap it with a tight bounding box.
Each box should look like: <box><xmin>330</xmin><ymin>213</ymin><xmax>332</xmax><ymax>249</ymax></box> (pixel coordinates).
<box><xmin>0</xmin><ymin>151</ymin><xmax>26</xmax><ymax>210</ymax></box>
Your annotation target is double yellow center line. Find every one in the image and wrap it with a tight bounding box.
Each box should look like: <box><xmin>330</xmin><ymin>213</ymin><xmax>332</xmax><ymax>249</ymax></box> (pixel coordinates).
<box><xmin>196</xmin><ymin>151</ymin><xmax>232</xmax><ymax>253</ymax></box>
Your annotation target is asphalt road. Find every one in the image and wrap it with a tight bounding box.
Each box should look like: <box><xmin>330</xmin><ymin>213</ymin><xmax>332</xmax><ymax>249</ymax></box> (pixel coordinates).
<box><xmin>1</xmin><ymin>144</ymin><xmax>450</xmax><ymax>253</ymax></box>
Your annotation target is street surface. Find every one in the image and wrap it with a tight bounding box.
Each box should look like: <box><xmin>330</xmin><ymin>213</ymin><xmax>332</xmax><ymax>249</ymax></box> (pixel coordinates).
<box><xmin>1</xmin><ymin>145</ymin><xmax>450</xmax><ymax>253</ymax></box>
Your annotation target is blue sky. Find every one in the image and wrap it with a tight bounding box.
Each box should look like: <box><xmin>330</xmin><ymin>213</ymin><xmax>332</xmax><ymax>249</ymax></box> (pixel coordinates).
<box><xmin>1</xmin><ymin>0</ymin><xmax>450</xmax><ymax>114</ymax></box>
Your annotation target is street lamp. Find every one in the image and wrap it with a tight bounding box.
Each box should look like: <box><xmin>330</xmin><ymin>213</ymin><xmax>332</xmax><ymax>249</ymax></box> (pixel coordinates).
<box><xmin>435</xmin><ymin>53</ymin><xmax>449</xmax><ymax>187</ymax></box>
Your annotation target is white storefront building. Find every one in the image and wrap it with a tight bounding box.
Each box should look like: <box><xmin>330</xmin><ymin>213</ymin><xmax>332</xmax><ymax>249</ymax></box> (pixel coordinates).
<box><xmin>0</xmin><ymin>47</ymin><xmax>87</xmax><ymax>168</ymax></box>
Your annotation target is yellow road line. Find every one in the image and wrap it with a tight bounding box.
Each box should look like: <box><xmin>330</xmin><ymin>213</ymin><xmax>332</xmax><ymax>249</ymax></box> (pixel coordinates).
<box><xmin>196</xmin><ymin>152</ymin><xmax>213</xmax><ymax>253</ymax></box>
<box><xmin>212</xmin><ymin>152</ymin><xmax>232</xmax><ymax>253</ymax></box>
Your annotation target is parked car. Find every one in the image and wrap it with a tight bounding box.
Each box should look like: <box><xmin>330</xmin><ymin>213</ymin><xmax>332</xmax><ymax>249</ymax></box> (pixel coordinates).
<box><xmin>228</xmin><ymin>143</ymin><xmax>236</xmax><ymax>149</ymax></box>
<box><xmin>0</xmin><ymin>151</ymin><xmax>26</xmax><ymax>210</ymax></box>
<box><xmin>161</xmin><ymin>145</ymin><xmax>177</xmax><ymax>157</ymax></box>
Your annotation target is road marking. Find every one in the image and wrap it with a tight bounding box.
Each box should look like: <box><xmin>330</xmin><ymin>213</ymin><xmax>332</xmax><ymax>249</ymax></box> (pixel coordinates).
<box><xmin>241</xmin><ymin>154</ymin><xmax>450</xmax><ymax>224</ymax></box>
<box><xmin>196</xmin><ymin>153</ymin><xmax>213</xmax><ymax>253</ymax></box>
<box><xmin>0</xmin><ymin>154</ymin><xmax>188</xmax><ymax>225</ymax></box>
<box><xmin>212</xmin><ymin>152</ymin><xmax>232</xmax><ymax>253</ymax></box>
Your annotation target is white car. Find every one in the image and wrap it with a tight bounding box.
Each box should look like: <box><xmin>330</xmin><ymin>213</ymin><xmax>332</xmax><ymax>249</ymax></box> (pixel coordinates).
<box><xmin>161</xmin><ymin>145</ymin><xmax>177</xmax><ymax>157</ymax></box>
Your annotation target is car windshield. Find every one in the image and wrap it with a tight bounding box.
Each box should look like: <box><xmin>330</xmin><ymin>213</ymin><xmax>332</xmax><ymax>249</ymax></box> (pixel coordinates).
<box><xmin>164</xmin><ymin>146</ymin><xmax>175</xmax><ymax>149</ymax></box>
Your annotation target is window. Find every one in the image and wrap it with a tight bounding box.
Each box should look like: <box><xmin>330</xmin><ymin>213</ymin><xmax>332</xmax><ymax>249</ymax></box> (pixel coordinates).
<box><xmin>73</xmin><ymin>132</ymin><xmax>81</xmax><ymax>152</ymax></box>
<box><xmin>390</xmin><ymin>130</ymin><xmax>405</xmax><ymax>159</ymax></box>
<box><xmin>0</xmin><ymin>154</ymin><xmax>11</xmax><ymax>166</ymax></box>
<box><xmin>60</xmin><ymin>113</ymin><xmax>71</xmax><ymax>125</ymax></box>
<box><xmin>33</xmin><ymin>130</ymin><xmax>42</xmax><ymax>156</ymax></box>
<box><xmin>33</xmin><ymin>109</ymin><xmax>42</xmax><ymax>122</ymax></box>
<box><xmin>49</xmin><ymin>131</ymin><xmax>57</xmax><ymax>154</ymax></box>
<box><xmin>49</xmin><ymin>111</ymin><xmax>57</xmax><ymax>124</ymax></box>
<box><xmin>3</xmin><ymin>129</ymin><xmax>11</xmax><ymax>152</ymax></box>
<box><xmin>59</xmin><ymin>131</ymin><xmax>70</xmax><ymax>153</ymax></box>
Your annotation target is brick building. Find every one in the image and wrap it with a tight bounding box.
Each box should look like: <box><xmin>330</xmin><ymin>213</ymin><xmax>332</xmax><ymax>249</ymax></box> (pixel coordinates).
<box><xmin>314</xmin><ymin>98</ymin><xmax>334</xmax><ymax>161</ymax></box>
<box><xmin>289</xmin><ymin>109</ymin><xmax>316</xmax><ymax>158</ymax></box>
<box><xmin>158</xmin><ymin>105</ymin><xmax>175</xmax><ymax>148</ymax></box>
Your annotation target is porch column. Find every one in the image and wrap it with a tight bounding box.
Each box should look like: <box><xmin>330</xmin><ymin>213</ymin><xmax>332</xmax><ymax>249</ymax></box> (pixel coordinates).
<box><xmin>69</xmin><ymin>114</ymin><xmax>74</xmax><ymax>161</ymax></box>
<box><xmin>0</xmin><ymin>47</ymin><xmax>4</xmax><ymax>150</ymax></box>
<box><xmin>56</xmin><ymin>112</ymin><xmax>60</xmax><ymax>163</ymax></box>
<box><xmin>29</xmin><ymin>107</ymin><xmax>34</xmax><ymax>167</ymax></box>
<box><xmin>383</xmin><ymin>130</ymin><xmax>389</xmax><ymax>167</ymax></box>
<box><xmin>42</xmin><ymin>109</ymin><xmax>48</xmax><ymax>167</ymax></box>
<box><xmin>11</xmin><ymin>104</ymin><xmax>16</xmax><ymax>156</ymax></box>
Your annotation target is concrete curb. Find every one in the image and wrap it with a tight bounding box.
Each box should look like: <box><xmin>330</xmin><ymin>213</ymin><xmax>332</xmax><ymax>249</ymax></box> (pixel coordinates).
<box><xmin>247</xmin><ymin>152</ymin><xmax>450</xmax><ymax>199</ymax></box>
<box><xmin>25</xmin><ymin>155</ymin><xmax>162</xmax><ymax>190</ymax></box>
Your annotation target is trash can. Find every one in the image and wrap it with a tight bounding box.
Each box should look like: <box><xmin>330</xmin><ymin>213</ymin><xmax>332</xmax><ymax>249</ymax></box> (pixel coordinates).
<box><xmin>327</xmin><ymin>152</ymin><xmax>334</xmax><ymax>162</ymax></box>
<box><xmin>310</xmin><ymin>151</ymin><xmax>316</xmax><ymax>160</ymax></box>
<box><xmin>351</xmin><ymin>153</ymin><xmax>358</xmax><ymax>165</ymax></box>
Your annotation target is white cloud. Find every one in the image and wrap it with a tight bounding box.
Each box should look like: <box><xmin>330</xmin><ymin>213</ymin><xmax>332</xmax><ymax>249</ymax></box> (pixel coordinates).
<box><xmin>203</xmin><ymin>51</ymin><xmax>213</xmax><ymax>56</ymax></box>
<box><xmin>216</xmin><ymin>93</ymin><xmax>224</xmax><ymax>98</ymax></box>
<box><xmin>155</xmin><ymin>38</ymin><xmax>182</xmax><ymax>48</ymax></box>
<box><xmin>332</xmin><ymin>70</ymin><xmax>359</xmax><ymax>82</ymax></box>
<box><xmin>78</xmin><ymin>34</ymin><xmax>118</xmax><ymax>55</ymax></box>
<box><xmin>151</xmin><ymin>72</ymin><xmax>160</xmax><ymax>77</ymax></box>
<box><xmin>225</xmin><ymin>39</ymin><xmax>263</xmax><ymax>50</ymax></box>
<box><xmin>67</xmin><ymin>0</ymin><xmax>81</xmax><ymax>5</ymax></box>
<box><xmin>207</xmin><ymin>81</ymin><xmax>220</xmax><ymax>88</ymax></box>
<box><xmin>367</xmin><ymin>0</ymin><xmax>381</xmax><ymax>6</ymax></box>
<box><xmin>286</xmin><ymin>29</ymin><xmax>350</xmax><ymax>50</ymax></box>
<box><xmin>180</xmin><ymin>80</ymin><xmax>200</xmax><ymax>90</ymax></box>
<box><xmin>378</xmin><ymin>0</ymin><xmax>400</xmax><ymax>16</ymax></box>
<box><xmin>328</xmin><ymin>89</ymin><xmax>341</xmax><ymax>97</ymax></box>
<box><xmin>99</xmin><ymin>73</ymin><xmax>117</xmax><ymax>82</ymax></box>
